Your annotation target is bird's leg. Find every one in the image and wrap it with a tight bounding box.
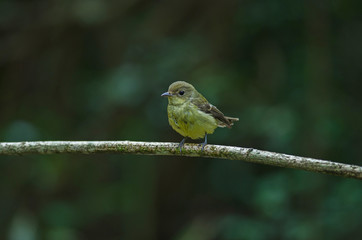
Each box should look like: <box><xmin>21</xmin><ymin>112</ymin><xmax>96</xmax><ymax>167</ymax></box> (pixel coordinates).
<box><xmin>199</xmin><ymin>133</ymin><xmax>207</xmax><ymax>152</ymax></box>
<box><xmin>178</xmin><ymin>137</ymin><xmax>187</xmax><ymax>154</ymax></box>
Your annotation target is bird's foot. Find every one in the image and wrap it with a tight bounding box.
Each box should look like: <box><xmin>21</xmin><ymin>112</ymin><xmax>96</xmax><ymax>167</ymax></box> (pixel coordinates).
<box><xmin>198</xmin><ymin>142</ymin><xmax>207</xmax><ymax>152</ymax></box>
<box><xmin>198</xmin><ymin>133</ymin><xmax>207</xmax><ymax>152</ymax></box>
<box><xmin>178</xmin><ymin>138</ymin><xmax>186</xmax><ymax>154</ymax></box>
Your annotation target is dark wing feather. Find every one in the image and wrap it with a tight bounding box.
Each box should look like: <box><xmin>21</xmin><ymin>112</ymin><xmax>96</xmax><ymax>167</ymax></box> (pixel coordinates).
<box><xmin>191</xmin><ymin>96</ymin><xmax>234</xmax><ymax>128</ymax></box>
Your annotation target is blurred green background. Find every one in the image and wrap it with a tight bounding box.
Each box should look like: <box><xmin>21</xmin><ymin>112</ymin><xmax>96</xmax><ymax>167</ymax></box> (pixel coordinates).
<box><xmin>1</xmin><ymin>0</ymin><xmax>361</xmax><ymax>239</ymax></box>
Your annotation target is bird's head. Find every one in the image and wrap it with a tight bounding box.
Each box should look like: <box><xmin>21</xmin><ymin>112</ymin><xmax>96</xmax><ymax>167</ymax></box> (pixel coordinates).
<box><xmin>161</xmin><ymin>81</ymin><xmax>195</xmax><ymax>105</ymax></box>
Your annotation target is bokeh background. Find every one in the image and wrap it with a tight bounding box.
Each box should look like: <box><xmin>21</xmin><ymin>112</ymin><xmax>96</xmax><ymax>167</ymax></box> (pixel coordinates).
<box><xmin>1</xmin><ymin>0</ymin><xmax>362</xmax><ymax>239</ymax></box>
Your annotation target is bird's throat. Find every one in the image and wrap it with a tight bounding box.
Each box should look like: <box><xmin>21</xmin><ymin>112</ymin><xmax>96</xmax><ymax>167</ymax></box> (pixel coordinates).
<box><xmin>168</xmin><ymin>97</ymin><xmax>187</xmax><ymax>106</ymax></box>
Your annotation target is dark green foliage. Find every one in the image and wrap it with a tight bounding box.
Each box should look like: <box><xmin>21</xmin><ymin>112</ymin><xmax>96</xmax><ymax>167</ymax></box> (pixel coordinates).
<box><xmin>0</xmin><ymin>0</ymin><xmax>361</xmax><ymax>239</ymax></box>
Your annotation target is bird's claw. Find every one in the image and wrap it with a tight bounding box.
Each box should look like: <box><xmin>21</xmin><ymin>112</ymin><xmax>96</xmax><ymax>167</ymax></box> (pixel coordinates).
<box><xmin>178</xmin><ymin>138</ymin><xmax>186</xmax><ymax>154</ymax></box>
<box><xmin>198</xmin><ymin>142</ymin><xmax>207</xmax><ymax>152</ymax></box>
<box><xmin>199</xmin><ymin>133</ymin><xmax>208</xmax><ymax>152</ymax></box>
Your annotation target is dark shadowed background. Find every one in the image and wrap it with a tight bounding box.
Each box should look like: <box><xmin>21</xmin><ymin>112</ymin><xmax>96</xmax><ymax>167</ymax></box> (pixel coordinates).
<box><xmin>1</xmin><ymin>0</ymin><xmax>361</xmax><ymax>239</ymax></box>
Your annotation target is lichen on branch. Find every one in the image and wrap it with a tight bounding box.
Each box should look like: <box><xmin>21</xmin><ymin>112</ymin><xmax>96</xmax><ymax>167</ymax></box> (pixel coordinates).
<box><xmin>0</xmin><ymin>141</ymin><xmax>361</xmax><ymax>180</ymax></box>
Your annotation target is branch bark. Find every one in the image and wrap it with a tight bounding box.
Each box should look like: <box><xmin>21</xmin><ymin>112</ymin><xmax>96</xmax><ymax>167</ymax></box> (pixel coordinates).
<box><xmin>0</xmin><ymin>141</ymin><xmax>361</xmax><ymax>179</ymax></box>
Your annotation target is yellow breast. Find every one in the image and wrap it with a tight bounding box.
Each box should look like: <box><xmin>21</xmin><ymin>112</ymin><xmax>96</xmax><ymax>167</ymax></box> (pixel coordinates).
<box><xmin>167</xmin><ymin>102</ymin><xmax>218</xmax><ymax>139</ymax></box>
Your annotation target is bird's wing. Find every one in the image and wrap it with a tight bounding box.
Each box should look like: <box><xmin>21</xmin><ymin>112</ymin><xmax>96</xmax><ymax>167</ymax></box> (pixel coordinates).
<box><xmin>191</xmin><ymin>96</ymin><xmax>232</xmax><ymax>128</ymax></box>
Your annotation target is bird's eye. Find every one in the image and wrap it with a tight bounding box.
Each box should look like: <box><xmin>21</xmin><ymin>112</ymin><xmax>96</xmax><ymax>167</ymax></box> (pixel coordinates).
<box><xmin>179</xmin><ymin>90</ymin><xmax>185</xmax><ymax>95</ymax></box>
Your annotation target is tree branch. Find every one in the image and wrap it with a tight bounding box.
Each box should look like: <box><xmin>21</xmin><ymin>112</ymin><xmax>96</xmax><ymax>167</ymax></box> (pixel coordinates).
<box><xmin>0</xmin><ymin>141</ymin><xmax>361</xmax><ymax>179</ymax></box>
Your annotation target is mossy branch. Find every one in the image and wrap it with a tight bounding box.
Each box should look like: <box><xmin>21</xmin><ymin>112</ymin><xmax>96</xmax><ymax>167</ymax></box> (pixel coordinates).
<box><xmin>0</xmin><ymin>141</ymin><xmax>361</xmax><ymax>179</ymax></box>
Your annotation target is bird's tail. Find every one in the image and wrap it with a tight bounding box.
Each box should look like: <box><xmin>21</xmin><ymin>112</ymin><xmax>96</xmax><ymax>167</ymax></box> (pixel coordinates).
<box><xmin>217</xmin><ymin>116</ymin><xmax>239</xmax><ymax>128</ymax></box>
<box><xmin>225</xmin><ymin>116</ymin><xmax>239</xmax><ymax>127</ymax></box>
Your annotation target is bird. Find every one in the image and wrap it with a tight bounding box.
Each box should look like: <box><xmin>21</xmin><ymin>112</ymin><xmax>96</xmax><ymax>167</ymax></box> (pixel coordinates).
<box><xmin>161</xmin><ymin>81</ymin><xmax>239</xmax><ymax>153</ymax></box>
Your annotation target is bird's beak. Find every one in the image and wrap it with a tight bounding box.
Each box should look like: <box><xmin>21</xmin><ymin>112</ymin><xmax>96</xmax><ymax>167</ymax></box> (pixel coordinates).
<box><xmin>161</xmin><ymin>92</ymin><xmax>173</xmax><ymax>97</ymax></box>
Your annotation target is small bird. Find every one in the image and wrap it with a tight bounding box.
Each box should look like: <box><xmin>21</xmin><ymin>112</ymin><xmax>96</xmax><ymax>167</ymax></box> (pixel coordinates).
<box><xmin>161</xmin><ymin>81</ymin><xmax>239</xmax><ymax>153</ymax></box>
